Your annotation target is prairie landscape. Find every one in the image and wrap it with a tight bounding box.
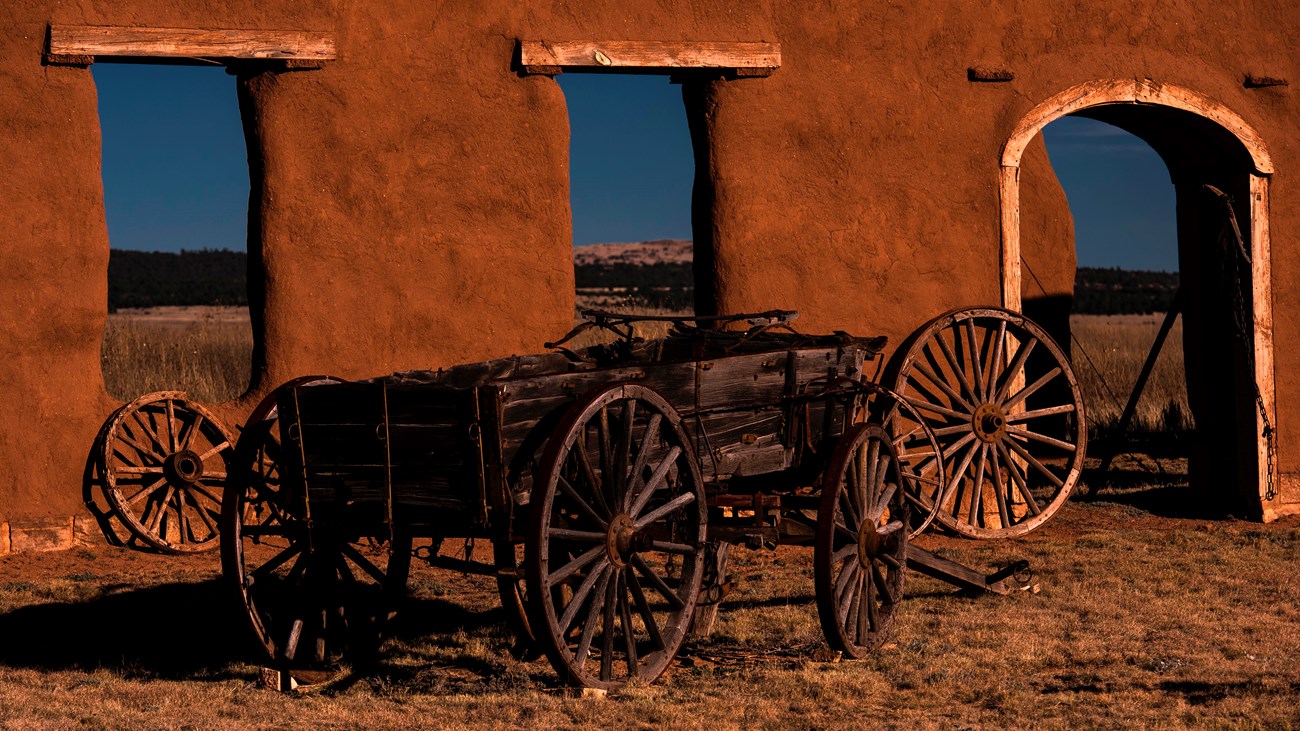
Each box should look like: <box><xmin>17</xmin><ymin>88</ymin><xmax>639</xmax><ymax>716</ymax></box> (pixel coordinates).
<box><xmin>27</xmin><ymin>299</ymin><xmax>1291</xmax><ymax>729</ymax></box>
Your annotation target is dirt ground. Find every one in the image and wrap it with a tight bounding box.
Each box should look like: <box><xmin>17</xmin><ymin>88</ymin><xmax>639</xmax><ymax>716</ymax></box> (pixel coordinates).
<box><xmin>2</xmin><ymin>461</ymin><xmax>1299</xmax><ymax>730</ymax></box>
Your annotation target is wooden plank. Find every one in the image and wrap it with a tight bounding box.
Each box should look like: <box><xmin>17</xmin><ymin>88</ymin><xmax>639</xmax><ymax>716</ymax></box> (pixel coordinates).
<box><xmin>519</xmin><ymin>40</ymin><xmax>779</xmax><ymax>75</ymax></box>
<box><xmin>1251</xmin><ymin>174</ymin><xmax>1280</xmax><ymax>515</ymax></box>
<box><xmin>46</xmin><ymin>25</ymin><xmax>335</xmax><ymax>63</ymax></box>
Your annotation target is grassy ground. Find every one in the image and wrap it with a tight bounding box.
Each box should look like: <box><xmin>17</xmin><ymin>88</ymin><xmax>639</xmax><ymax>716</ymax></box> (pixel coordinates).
<box><xmin>2</xmin><ymin>491</ymin><xmax>1298</xmax><ymax>729</ymax></box>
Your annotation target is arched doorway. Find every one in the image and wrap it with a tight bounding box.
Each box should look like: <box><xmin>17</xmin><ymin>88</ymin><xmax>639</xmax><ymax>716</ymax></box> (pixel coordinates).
<box><xmin>999</xmin><ymin>79</ymin><xmax>1276</xmax><ymax>517</ymax></box>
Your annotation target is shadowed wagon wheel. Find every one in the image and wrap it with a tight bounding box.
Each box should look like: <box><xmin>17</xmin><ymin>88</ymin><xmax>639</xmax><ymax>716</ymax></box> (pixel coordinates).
<box><xmin>888</xmin><ymin>306</ymin><xmax>1086</xmax><ymax>539</ymax></box>
<box><xmin>815</xmin><ymin>423</ymin><xmax>909</xmax><ymax>658</ymax></box>
<box><xmin>526</xmin><ymin>384</ymin><xmax>707</xmax><ymax>690</ymax></box>
<box><xmin>865</xmin><ymin>385</ymin><xmax>946</xmax><ymax>538</ymax></box>
<box><xmin>493</xmin><ymin>540</ymin><xmax>541</xmax><ymax>655</ymax></box>
<box><xmin>220</xmin><ymin>377</ymin><xmax>412</xmax><ymax>681</ymax></box>
<box><xmin>101</xmin><ymin>391</ymin><xmax>235</xmax><ymax>553</ymax></box>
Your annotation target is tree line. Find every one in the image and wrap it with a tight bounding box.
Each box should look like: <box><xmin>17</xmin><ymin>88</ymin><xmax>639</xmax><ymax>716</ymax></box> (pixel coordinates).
<box><xmin>108</xmin><ymin>249</ymin><xmax>247</xmax><ymax>310</ymax></box>
<box><xmin>108</xmin><ymin>250</ymin><xmax>1178</xmax><ymax>316</ymax></box>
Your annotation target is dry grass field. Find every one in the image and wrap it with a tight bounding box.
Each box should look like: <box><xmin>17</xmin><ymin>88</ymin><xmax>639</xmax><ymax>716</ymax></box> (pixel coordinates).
<box><xmin>63</xmin><ymin>307</ymin><xmax>1300</xmax><ymax>729</ymax></box>
<box><xmin>102</xmin><ymin>307</ymin><xmax>253</xmax><ymax>403</ymax></box>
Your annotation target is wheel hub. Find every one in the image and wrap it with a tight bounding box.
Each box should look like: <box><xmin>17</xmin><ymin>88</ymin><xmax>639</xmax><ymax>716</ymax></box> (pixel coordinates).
<box><xmin>164</xmin><ymin>449</ymin><xmax>205</xmax><ymax>486</ymax></box>
<box><xmin>857</xmin><ymin>519</ymin><xmax>881</xmax><ymax>566</ymax></box>
<box><xmin>972</xmin><ymin>402</ymin><xmax>1007</xmax><ymax>443</ymax></box>
<box><xmin>606</xmin><ymin>513</ymin><xmax>651</xmax><ymax>568</ymax></box>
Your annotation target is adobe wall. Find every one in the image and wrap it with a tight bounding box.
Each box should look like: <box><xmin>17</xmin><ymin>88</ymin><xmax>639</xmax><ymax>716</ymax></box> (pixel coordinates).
<box><xmin>0</xmin><ymin>0</ymin><xmax>1297</xmax><ymax>540</ymax></box>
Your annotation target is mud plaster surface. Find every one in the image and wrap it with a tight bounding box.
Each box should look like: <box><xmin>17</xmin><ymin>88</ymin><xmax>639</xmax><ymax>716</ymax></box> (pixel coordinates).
<box><xmin>1</xmin><ymin>1</ymin><xmax>1297</xmax><ymax>521</ymax></box>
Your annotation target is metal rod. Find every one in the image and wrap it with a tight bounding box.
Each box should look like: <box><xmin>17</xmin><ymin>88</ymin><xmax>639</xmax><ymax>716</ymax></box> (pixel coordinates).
<box><xmin>1089</xmin><ymin>286</ymin><xmax>1184</xmax><ymax>495</ymax></box>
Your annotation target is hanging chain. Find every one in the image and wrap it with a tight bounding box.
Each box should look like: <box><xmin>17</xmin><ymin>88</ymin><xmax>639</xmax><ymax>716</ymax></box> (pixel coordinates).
<box><xmin>1207</xmin><ymin>185</ymin><xmax>1276</xmax><ymax>502</ymax></box>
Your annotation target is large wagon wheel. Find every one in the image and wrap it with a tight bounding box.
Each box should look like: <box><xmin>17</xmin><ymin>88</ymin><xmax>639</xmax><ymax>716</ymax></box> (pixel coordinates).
<box><xmin>888</xmin><ymin>307</ymin><xmax>1086</xmax><ymax>539</ymax></box>
<box><xmin>101</xmin><ymin>391</ymin><xmax>235</xmax><ymax>553</ymax></box>
<box><xmin>220</xmin><ymin>377</ymin><xmax>412</xmax><ymax>680</ymax></box>
<box><xmin>814</xmin><ymin>423</ymin><xmax>908</xmax><ymax>658</ymax></box>
<box><xmin>526</xmin><ymin>384</ymin><xmax>707</xmax><ymax>690</ymax></box>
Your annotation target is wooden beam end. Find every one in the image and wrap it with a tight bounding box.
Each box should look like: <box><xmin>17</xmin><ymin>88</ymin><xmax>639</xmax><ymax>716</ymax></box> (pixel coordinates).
<box><xmin>968</xmin><ymin>66</ymin><xmax>1015</xmax><ymax>83</ymax></box>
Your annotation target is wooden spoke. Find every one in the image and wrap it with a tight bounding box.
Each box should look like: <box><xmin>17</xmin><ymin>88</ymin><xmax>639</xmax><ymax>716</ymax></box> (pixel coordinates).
<box><xmin>913</xmin><ymin>361</ymin><xmax>976</xmax><ymax>414</ymax></box>
<box><xmin>625</xmin><ymin>570</ymin><xmax>663</xmax><ymax>651</ymax></box>
<box><xmin>628</xmin><ymin>445</ymin><xmax>683</xmax><ymax>518</ymax></box>
<box><xmin>988</xmin><ymin>441</ymin><xmax>1012</xmax><ymax>529</ymax></box>
<box><xmin>546</xmin><ymin>544</ymin><xmax>606</xmax><ymax>588</ymax></box>
<box><xmin>560</xmin><ymin>562</ymin><xmax>611</xmax><ymax>631</ymax></box>
<box><xmin>967</xmin><ymin>444</ymin><xmax>988</xmax><ymax>526</ymax></box>
<box><xmin>965</xmin><ymin>319</ymin><xmax>989</xmax><ymax>402</ymax></box>
<box><xmin>902</xmin><ymin>394</ymin><xmax>969</xmax><ymax>422</ymax></box>
<box><xmin>573</xmin><ymin>438</ymin><xmax>611</xmax><ymax>517</ymax></box>
<box><xmin>557</xmin><ymin>475</ymin><xmax>610</xmax><ymax>528</ymax></box>
<box><xmin>629</xmin><ymin>554</ymin><xmax>686</xmax><ymax>611</ymax></box>
<box><xmin>548</xmin><ymin>528</ymin><xmax>606</xmax><ymax>543</ymax></box>
<box><xmin>634</xmin><ymin>490</ymin><xmax>695</xmax><ymax>529</ymax></box>
<box><xmin>1006</xmin><ymin>425</ymin><xmax>1077</xmax><ymax>452</ymax></box>
<box><xmin>887</xmin><ymin>308</ymin><xmax>1085</xmax><ymax>538</ymax></box>
<box><xmin>648</xmin><ymin>540</ymin><xmax>696</xmax><ymax>555</ymax></box>
<box><xmin>618</xmin><ymin>573</ymin><xmax>639</xmax><ymax>673</ymax></box>
<box><xmin>574</xmin><ymin>569</ymin><xmax>613</xmax><ymax>667</ymax></box>
<box><xmin>1005</xmin><ymin>404</ymin><xmax>1077</xmax><ymax>422</ymax></box>
<box><xmin>1001</xmin><ymin>367</ymin><xmax>1063</xmax><ymax>412</ymax></box>
<box><xmin>996</xmin><ymin>441</ymin><xmax>1043</xmax><ymax>516</ymax></box>
<box><xmin>992</xmin><ymin>337</ymin><xmax>1038</xmax><ymax>404</ymax></box>
<box><xmin>622</xmin><ymin>413</ymin><xmax>662</xmax><ymax>512</ymax></box>
<box><xmin>934</xmin><ymin>326</ymin><xmax>980</xmax><ymax>406</ymax></box>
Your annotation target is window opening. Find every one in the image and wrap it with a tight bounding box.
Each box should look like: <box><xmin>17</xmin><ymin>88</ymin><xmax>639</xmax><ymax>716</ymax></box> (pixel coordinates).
<box><xmin>561</xmin><ymin>73</ymin><xmax>698</xmax><ymax>342</ymax></box>
<box><xmin>95</xmin><ymin>63</ymin><xmax>253</xmax><ymax>402</ymax></box>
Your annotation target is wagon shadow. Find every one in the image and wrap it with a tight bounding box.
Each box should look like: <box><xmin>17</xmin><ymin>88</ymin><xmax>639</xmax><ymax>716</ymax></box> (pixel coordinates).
<box><xmin>0</xmin><ymin>580</ymin><xmax>533</xmax><ymax>685</ymax></box>
<box><xmin>0</xmin><ymin>579</ymin><xmax>250</xmax><ymax>680</ymax></box>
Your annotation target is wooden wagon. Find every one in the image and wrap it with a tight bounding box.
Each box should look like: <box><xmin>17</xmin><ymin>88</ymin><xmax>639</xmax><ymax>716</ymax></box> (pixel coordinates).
<box><xmin>216</xmin><ymin>307</ymin><xmax>1085</xmax><ymax>690</ymax></box>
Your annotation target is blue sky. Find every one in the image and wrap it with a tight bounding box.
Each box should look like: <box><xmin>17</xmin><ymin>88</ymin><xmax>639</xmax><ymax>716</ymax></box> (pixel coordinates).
<box><xmin>92</xmin><ymin>64</ymin><xmax>1178</xmax><ymax>271</ymax></box>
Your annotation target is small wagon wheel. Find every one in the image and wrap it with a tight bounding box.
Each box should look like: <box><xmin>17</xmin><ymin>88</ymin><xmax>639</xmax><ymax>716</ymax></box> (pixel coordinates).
<box><xmin>526</xmin><ymin>384</ymin><xmax>707</xmax><ymax>690</ymax></box>
<box><xmin>814</xmin><ymin>423</ymin><xmax>908</xmax><ymax>658</ymax></box>
<box><xmin>863</xmin><ymin>384</ymin><xmax>946</xmax><ymax>538</ymax></box>
<box><xmin>220</xmin><ymin>377</ymin><xmax>412</xmax><ymax>679</ymax></box>
<box><xmin>101</xmin><ymin>391</ymin><xmax>235</xmax><ymax>553</ymax></box>
<box><xmin>888</xmin><ymin>307</ymin><xmax>1086</xmax><ymax>539</ymax></box>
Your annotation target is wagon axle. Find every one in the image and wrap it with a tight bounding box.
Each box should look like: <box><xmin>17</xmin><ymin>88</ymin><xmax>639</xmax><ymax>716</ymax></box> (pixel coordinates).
<box><xmin>164</xmin><ymin>450</ymin><xmax>205</xmax><ymax>485</ymax></box>
<box><xmin>604</xmin><ymin>513</ymin><xmax>654</xmax><ymax>567</ymax></box>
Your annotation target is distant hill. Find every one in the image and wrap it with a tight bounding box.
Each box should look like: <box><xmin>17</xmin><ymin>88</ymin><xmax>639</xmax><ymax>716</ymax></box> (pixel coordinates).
<box><xmin>106</xmin><ymin>246</ymin><xmax>1179</xmax><ymax>316</ymax></box>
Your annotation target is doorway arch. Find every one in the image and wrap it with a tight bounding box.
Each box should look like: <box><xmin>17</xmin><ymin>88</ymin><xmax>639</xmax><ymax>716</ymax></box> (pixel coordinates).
<box><xmin>998</xmin><ymin>79</ymin><xmax>1277</xmax><ymax>516</ymax></box>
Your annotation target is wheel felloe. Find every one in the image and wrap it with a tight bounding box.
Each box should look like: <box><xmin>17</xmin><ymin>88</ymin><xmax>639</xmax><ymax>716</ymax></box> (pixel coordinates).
<box><xmin>526</xmin><ymin>384</ymin><xmax>706</xmax><ymax>690</ymax></box>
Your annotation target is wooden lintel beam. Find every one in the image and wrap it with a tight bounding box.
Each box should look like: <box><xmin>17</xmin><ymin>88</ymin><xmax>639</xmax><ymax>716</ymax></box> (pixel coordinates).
<box><xmin>519</xmin><ymin>40</ymin><xmax>779</xmax><ymax>76</ymax></box>
<box><xmin>45</xmin><ymin>25</ymin><xmax>335</xmax><ymax>65</ymax></box>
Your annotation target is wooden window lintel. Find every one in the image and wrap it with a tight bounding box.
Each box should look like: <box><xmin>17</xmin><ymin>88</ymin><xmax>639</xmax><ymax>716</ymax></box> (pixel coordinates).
<box><xmin>519</xmin><ymin>40</ymin><xmax>780</xmax><ymax>77</ymax></box>
<box><xmin>44</xmin><ymin>25</ymin><xmax>336</xmax><ymax>67</ymax></box>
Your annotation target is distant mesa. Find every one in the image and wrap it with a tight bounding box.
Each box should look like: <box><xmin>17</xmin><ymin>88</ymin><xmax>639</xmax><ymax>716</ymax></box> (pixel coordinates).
<box><xmin>573</xmin><ymin>239</ymin><xmax>691</xmax><ymax>267</ymax></box>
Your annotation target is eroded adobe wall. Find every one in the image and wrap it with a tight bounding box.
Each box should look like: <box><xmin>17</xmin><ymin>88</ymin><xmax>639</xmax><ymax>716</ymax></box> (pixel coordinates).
<box><xmin>0</xmin><ymin>0</ymin><xmax>1298</xmax><ymax>535</ymax></box>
